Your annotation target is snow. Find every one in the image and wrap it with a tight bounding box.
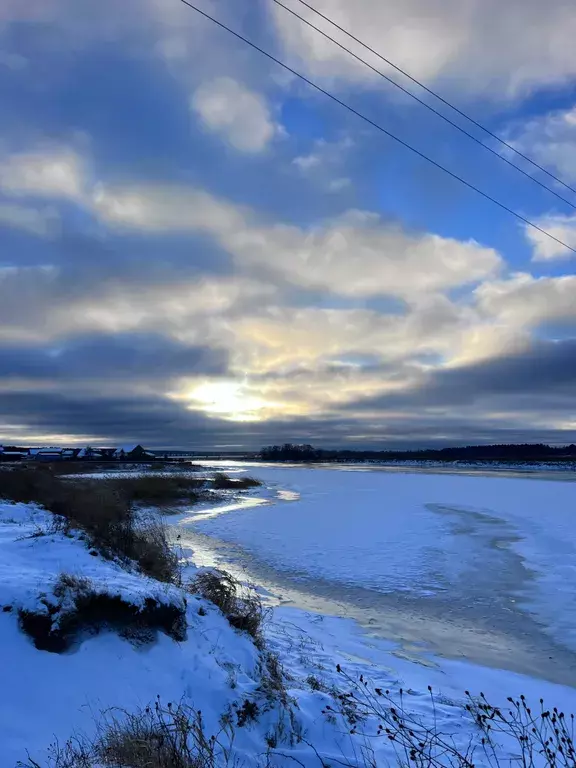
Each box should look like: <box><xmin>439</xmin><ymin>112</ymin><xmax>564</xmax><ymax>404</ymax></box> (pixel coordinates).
<box><xmin>0</xmin><ymin>499</ymin><xmax>394</xmax><ymax>767</ymax></box>
<box><xmin>193</xmin><ymin>466</ymin><xmax>576</xmax><ymax>652</ymax></box>
<box><xmin>265</xmin><ymin>605</ymin><xmax>576</xmax><ymax>749</ymax></box>
<box><xmin>0</xmin><ymin>502</ymin><xmax>183</xmax><ymax>616</ymax></box>
<box><xmin>2</xmin><ymin>467</ymin><xmax>576</xmax><ymax>767</ymax></box>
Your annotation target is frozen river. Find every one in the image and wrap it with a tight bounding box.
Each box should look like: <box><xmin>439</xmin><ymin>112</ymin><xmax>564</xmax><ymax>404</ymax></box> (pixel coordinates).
<box><xmin>176</xmin><ymin>463</ymin><xmax>576</xmax><ymax>688</ymax></box>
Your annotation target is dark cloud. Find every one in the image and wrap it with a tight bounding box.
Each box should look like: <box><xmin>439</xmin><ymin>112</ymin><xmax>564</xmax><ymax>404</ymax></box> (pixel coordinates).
<box><xmin>0</xmin><ymin>332</ymin><xmax>228</xmax><ymax>382</ymax></box>
<box><xmin>0</xmin><ymin>386</ymin><xmax>574</xmax><ymax>450</ymax></box>
<box><xmin>1</xmin><ymin>335</ymin><xmax>575</xmax><ymax>449</ymax></box>
<box><xmin>346</xmin><ymin>339</ymin><xmax>576</xmax><ymax>412</ymax></box>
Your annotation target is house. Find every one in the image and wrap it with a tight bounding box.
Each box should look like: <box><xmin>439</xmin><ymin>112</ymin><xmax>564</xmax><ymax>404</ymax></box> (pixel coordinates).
<box><xmin>77</xmin><ymin>446</ymin><xmax>104</xmax><ymax>460</ymax></box>
<box><xmin>31</xmin><ymin>447</ymin><xmax>78</xmax><ymax>462</ymax></box>
<box><xmin>35</xmin><ymin>450</ymin><xmax>64</xmax><ymax>462</ymax></box>
<box><xmin>0</xmin><ymin>446</ymin><xmax>28</xmax><ymax>461</ymax></box>
<box><xmin>0</xmin><ymin>451</ymin><xmax>26</xmax><ymax>462</ymax></box>
<box><xmin>113</xmin><ymin>444</ymin><xmax>154</xmax><ymax>460</ymax></box>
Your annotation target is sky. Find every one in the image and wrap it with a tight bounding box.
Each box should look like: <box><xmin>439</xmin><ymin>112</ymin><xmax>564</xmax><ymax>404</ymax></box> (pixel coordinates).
<box><xmin>0</xmin><ymin>0</ymin><xmax>575</xmax><ymax>450</ymax></box>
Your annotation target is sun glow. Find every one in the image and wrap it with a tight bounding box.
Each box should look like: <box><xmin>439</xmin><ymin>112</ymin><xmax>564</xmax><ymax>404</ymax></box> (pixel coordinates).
<box><xmin>186</xmin><ymin>380</ymin><xmax>268</xmax><ymax>422</ymax></box>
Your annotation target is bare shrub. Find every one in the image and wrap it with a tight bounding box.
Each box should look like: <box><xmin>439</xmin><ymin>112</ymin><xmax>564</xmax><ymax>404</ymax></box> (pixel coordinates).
<box><xmin>19</xmin><ymin>698</ymin><xmax>234</xmax><ymax>768</ymax></box>
<box><xmin>187</xmin><ymin>569</ymin><xmax>267</xmax><ymax>644</ymax></box>
<box><xmin>18</xmin><ymin>573</ymin><xmax>186</xmax><ymax>653</ymax></box>
<box><xmin>131</xmin><ymin>518</ymin><xmax>181</xmax><ymax>585</ymax></box>
<box><xmin>19</xmin><ymin>668</ymin><xmax>576</xmax><ymax>768</ymax></box>
<box><xmin>0</xmin><ymin>466</ymin><xmax>63</xmax><ymax>507</ymax></box>
<box><xmin>466</xmin><ymin>691</ymin><xmax>576</xmax><ymax>768</ymax></box>
<box><xmin>211</xmin><ymin>473</ymin><xmax>261</xmax><ymax>490</ymax></box>
<box><xmin>234</xmin><ymin>699</ymin><xmax>260</xmax><ymax>727</ymax></box>
<box><xmin>259</xmin><ymin>650</ymin><xmax>290</xmax><ymax>706</ymax></box>
<box><xmin>306</xmin><ymin>674</ymin><xmax>327</xmax><ymax>693</ymax></box>
<box><xmin>326</xmin><ymin>667</ymin><xmax>576</xmax><ymax>768</ymax></box>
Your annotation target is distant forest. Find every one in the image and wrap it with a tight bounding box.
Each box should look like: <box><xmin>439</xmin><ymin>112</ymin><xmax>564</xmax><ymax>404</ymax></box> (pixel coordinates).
<box><xmin>260</xmin><ymin>443</ymin><xmax>576</xmax><ymax>463</ymax></box>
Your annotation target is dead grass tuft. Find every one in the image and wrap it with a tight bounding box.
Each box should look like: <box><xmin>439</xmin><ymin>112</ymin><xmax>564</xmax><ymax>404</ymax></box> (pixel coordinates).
<box><xmin>99</xmin><ymin>474</ymin><xmax>206</xmax><ymax>506</ymax></box>
<box><xmin>19</xmin><ymin>698</ymin><xmax>233</xmax><ymax>768</ymax></box>
<box><xmin>187</xmin><ymin>569</ymin><xmax>267</xmax><ymax>645</ymax></box>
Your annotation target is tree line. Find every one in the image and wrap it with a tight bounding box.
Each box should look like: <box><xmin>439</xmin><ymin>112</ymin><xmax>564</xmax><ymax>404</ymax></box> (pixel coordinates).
<box><xmin>260</xmin><ymin>442</ymin><xmax>576</xmax><ymax>463</ymax></box>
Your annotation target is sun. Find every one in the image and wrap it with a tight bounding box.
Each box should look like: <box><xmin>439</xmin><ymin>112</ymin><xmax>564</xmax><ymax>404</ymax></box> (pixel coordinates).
<box><xmin>187</xmin><ymin>380</ymin><xmax>268</xmax><ymax>422</ymax></box>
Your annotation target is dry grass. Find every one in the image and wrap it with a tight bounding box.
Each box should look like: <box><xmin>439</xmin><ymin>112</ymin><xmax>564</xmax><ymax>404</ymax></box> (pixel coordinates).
<box><xmin>187</xmin><ymin>569</ymin><xmax>268</xmax><ymax>645</ymax></box>
<box><xmin>0</xmin><ymin>468</ymin><xmax>179</xmax><ymax>584</ymax></box>
<box><xmin>18</xmin><ymin>668</ymin><xmax>576</xmax><ymax>768</ymax></box>
<box><xmin>324</xmin><ymin>667</ymin><xmax>576</xmax><ymax>768</ymax></box>
<box><xmin>211</xmin><ymin>473</ymin><xmax>261</xmax><ymax>490</ymax></box>
<box><xmin>19</xmin><ymin>699</ymin><xmax>234</xmax><ymax>768</ymax></box>
<box><xmin>99</xmin><ymin>474</ymin><xmax>206</xmax><ymax>506</ymax></box>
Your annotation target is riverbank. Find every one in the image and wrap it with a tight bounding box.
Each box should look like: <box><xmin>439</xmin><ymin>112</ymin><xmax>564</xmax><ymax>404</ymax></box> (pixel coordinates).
<box><xmin>3</xmin><ymin>463</ymin><xmax>576</xmax><ymax>765</ymax></box>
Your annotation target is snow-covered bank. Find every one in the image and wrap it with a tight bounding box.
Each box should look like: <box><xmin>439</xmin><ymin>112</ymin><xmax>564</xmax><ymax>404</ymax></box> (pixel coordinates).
<box><xmin>0</xmin><ymin>499</ymin><xmax>411</xmax><ymax>767</ymax></box>
<box><xmin>3</xmin><ymin>468</ymin><xmax>576</xmax><ymax>767</ymax></box>
<box><xmin>0</xmin><ymin>501</ymin><xmax>247</xmax><ymax>764</ymax></box>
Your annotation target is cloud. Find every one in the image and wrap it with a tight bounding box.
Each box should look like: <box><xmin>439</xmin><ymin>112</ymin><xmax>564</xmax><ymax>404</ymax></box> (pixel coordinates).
<box><xmin>269</xmin><ymin>0</ymin><xmax>576</xmax><ymax>98</ymax></box>
<box><xmin>508</xmin><ymin>103</ymin><xmax>576</xmax><ymax>183</ymax></box>
<box><xmin>292</xmin><ymin>135</ymin><xmax>353</xmax><ymax>192</ymax></box>
<box><xmin>475</xmin><ymin>273</ymin><xmax>576</xmax><ymax>327</ymax></box>
<box><xmin>191</xmin><ymin>78</ymin><xmax>276</xmax><ymax>153</ymax></box>
<box><xmin>92</xmin><ymin>183</ymin><xmax>243</xmax><ymax>234</ymax></box>
<box><xmin>92</xmin><ymin>182</ymin><xmax>502</xmax><ymax>299</ymax></box>
<box><xmin>525</xmin><ymin>213</ymin><xmax>576</xmax><ymax>261</ymax></box>
<box><xmin>0</xmin><ymin>149</ymin><xmax>85</xmax><ymax>200</ymax></box>
<box><xmin>0</xmin><ymin>261</ymin><xmax>276</xmax><ymax>345</ymax></box>
<box><xmin>0</xmin><ymin>203</ymin><xmax>60</xmax><ymax>237</ymax></box>
<box><xmin>346</xmin><ymin>338</ymin><xmax>576</xmax><ymax>415</ymax></box>
<box><xmin>0</xmin><ymin>332</ymin><xmax>228</xmax><ymax>383</ymax></box>
<box><xmin>233</xmin><ymin>297</ymin><xmax>476</xmax><ymax>373</ymax></box>
<box><xmin>228</xmin><ymin>211</ymin><xmax>501</xmax><ymax>299</ymax></box>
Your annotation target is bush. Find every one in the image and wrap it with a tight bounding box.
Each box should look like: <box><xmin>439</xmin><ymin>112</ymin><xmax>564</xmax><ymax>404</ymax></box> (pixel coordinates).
<box><xmin>0</xmin><ymin>466</ymin><xmax>63</xmax><ymax>507</ymax></box>
<box><xmin>187</xmin><ymin>569</ymin><xmax>267</xmax><ymax>645</ymax></box>
<box><xmin>18</xmin><ymin>573</ymin><xmax>186</xmax><ymax>653</ymax></box>
<box><xmin>19</xmin><ymin>698</ymin><xmax>230</xmax><ymax>768</ymax></box>
<box><xmin>0</xmin><ymin>468</ymin><xmax>179</xmax><ymax>584</ymax></box>
<box><xmin>211</xmin><ymin>473</ymin><xmax>261</xmax><ymax>490</ymax></box>
<box><xmin>130</xmin><ymin>517</ymin><xmax>181</xmax><ymax>585</ymax></box>
<box><xmin>326</xmin><ymin>668</ymin><xmax>576</xmax><ymax>768</ymax></box>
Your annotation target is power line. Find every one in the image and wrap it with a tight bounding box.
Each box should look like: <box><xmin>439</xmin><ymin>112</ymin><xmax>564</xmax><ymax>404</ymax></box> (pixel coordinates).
<box><xmin>283</xmin><ymin>0</ymin><xmax>576</xmax><ymax>201</ymax></box>
<box><xmin>178</xmin><ymin>0</ymin><xmax>576</xmax><ymax>257</ymax></box>
<box><xmin>272</xmin><ymin>0</ymin><xmax>576</xmax><ymax>212</ymax></box>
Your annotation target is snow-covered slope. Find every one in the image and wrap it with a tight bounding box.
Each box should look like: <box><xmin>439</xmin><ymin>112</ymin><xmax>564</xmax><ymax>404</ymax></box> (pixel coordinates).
<box><xmin>0</xmin><ymin>500</ymin><xmax>394</xmax><ymax>767</ymax></box>
<box><xmin>0</xmin><ymin>502</ymin><xmax>184</xmax><ymax>617</ymax></box>
<box><xmin>0</xmin><ymin>501</ymin><xmax>257</xmax><ymax>764</ymax></box>
<box><xmin>3</xmin><ymin>489</ymin><xmax>576</xmax><ymax>768</ymax></box>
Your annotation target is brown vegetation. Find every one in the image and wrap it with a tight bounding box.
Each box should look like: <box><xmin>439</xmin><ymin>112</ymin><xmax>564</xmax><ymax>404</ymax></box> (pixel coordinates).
<box><xmin>19</xmin><ymin>699</ymin><xmax>231</xmax><ymax>768</ymax></box>
<box><xmin>211</xmin><ymin>472</ymin><xmax>261</xmax><ymax>490</ymax></box>
<box><xmin>187</xmin><ymin>569</ymin><xmax>268</xmax><ymax>645</ymax></box>
<box><xmin>0</xmin><ymin>468</ymin><xmax>179</xmax><ymax>583</ymax></box>
<box><xmin>98</xmin><ymin>474</ymin><xmax>206</xmax><ymax>505</ymax></box>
